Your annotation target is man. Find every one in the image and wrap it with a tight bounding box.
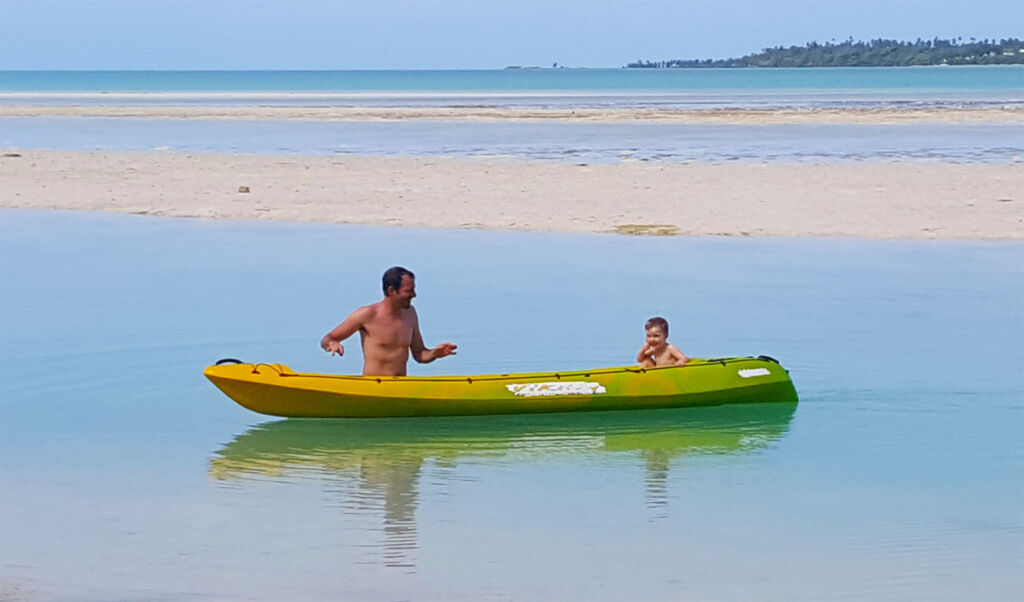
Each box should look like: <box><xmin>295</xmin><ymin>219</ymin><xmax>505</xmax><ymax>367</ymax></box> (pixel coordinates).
<box><xmin>320</xmin><ymin>266</ymin><xmax>457</xmax><ymax>376</ymax></box>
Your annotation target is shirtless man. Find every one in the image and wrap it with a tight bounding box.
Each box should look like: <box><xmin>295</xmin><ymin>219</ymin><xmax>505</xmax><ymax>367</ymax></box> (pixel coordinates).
<box><xmin>320</xmin><ymin>266</ymin><xmax>457</xmax><ymax>376</ymax></box>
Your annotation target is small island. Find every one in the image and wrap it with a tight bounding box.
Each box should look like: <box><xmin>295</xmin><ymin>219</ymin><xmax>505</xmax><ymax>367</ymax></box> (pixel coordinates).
<box><xmin>627</xmin><ymin>37</ymin><xmax>1024</xmax><ymax>68</ymax></box>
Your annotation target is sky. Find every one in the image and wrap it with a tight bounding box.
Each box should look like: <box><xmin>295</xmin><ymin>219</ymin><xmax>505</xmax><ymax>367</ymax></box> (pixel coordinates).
<box><xmin>0</xmin><ymin>0</ymin><xmax>1021</xmax><ymax>70</ymax></box>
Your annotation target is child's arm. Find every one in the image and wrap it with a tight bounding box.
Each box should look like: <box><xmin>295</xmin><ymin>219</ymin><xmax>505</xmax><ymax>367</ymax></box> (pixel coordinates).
<box><xmin>669</xmin><ymin>345</ymin><xmax>689</xmax><ymax>366</ymax></box>
<box><xmin>637</xmin><ymin>346</ymin><xmax>655</xmax><ymax>367</ymax></box>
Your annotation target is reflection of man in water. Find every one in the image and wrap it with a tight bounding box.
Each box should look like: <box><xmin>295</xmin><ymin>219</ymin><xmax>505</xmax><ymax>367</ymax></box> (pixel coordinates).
<box><xmin>357</xmin><ymin>456</ymin><xmax>424</xmax><ymax>569</ymax></box>
<box><xmin>320</xmin><ymin>266</ymin><xmax>457</xmax><ymax>376</ymax></box>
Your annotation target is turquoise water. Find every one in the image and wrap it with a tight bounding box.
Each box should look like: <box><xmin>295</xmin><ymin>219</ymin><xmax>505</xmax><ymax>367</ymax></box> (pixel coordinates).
<box><xmin>1</xmin><ymin>210</ymin><xmax>1021</xmax><ymax>601</ymax></box>
<box><xmin>2</xmin><ymin>67</ymin><xmax>1022</xmax><ymax>109</ymax></box>
<box><xmin>2</xmin><ymin>67</ymin><xmax>1022</xmax><ymax>93</ymax></box>
<box><xmin>3</xmin><ymin>66</ymin><xmax>1022</xmax><ymax>163</ymax></box>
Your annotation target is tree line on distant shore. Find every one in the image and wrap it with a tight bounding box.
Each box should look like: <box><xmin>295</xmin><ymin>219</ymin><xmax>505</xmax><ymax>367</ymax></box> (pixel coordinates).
<box><xmin>626</xmin><ymin>38</ymin><xmax>1024</xmax><ymax>68</ymax></box>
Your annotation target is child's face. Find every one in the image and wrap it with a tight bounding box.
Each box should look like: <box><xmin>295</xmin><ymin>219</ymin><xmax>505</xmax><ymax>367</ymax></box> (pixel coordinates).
<box><xmin>645</xmin><ymin>326</ymin><xmax>667</xmax><ymax>348</ymax></box>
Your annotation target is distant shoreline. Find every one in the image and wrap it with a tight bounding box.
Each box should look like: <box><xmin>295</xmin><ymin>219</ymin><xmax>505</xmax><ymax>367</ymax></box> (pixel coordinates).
<box><xmin>2</xmin><ymin>63</ymin><xmax>1023</xmax><ymax>74</ymax></box>
<box><xmin>626</xmin><ymin>38</ymin><xmax>1024</xmax><ymax>68</ymax></box>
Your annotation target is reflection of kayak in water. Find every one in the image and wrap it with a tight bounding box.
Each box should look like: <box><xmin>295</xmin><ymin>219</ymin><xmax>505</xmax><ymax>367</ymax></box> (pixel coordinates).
<box><xmin>209</xmin><ymin>402</ymin><xmax>798</xmax><ymax>480</ymax></box>
<box><xmin>204</xmin><ymin>356</ymin><xmax>798</xmax><ymax>418</ymax></box>
<box><xmin>208</xmin><ymin>405</ymin><xmax>799</xmax><ymax>570</ymax></box>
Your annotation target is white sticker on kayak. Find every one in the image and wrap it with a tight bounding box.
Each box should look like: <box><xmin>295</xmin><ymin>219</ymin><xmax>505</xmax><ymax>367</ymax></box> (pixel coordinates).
<box><xmin>738</xmin><ymin>368</ymin><xmax>771</xmax><ymax>378</ymax></box>
<box><xmin>506</xmin><ymin>382</ymin><xmax>607</xmax><ymax>397</ymax></box>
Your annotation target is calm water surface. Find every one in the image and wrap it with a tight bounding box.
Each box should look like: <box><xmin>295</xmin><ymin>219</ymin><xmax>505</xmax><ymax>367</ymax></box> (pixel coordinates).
<box><xmin>2</xmin><ymin>117</ymin><xmax>1022</xmax><ymax>164</ymax></box>
<box><xmin>0</xmin><ymin>211</ymin><xmax>1021</xmax><ymax>601</ymax></box>
<box><xmin>3</xmin><ymin>66</ymin><xmax>1022</xmax><ymax>164</ymax></box>
<box><xmin>2</xmin><ymin>67</ymin><xmax>1022</xmax><ymax>102</ymax></box>
<box><xmin>4</xmin><ymin>66</ymin><xmax>1019</xmax><ymax>164</ymax></box>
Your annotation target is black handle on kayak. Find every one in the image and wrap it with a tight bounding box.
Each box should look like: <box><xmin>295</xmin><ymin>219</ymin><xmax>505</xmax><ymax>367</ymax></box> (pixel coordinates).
<box><xmin>215</xmin><ymin>358</ymin><xmax>244</xmax><ymax>365</ymax></box>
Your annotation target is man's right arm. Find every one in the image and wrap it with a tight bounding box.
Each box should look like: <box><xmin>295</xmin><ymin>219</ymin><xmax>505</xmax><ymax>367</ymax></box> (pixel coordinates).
<box><xmin>320</xmin><ymin>306</ymin><xmax>370</xmax><ymax>356</ymax></box>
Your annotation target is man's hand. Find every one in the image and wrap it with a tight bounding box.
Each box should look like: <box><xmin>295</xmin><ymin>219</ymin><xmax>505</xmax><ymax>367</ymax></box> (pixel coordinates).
<box><xmin>322</xmin><ymin>339</ymin><xmax>345</xmax><ymax>357</ymax></box>
<box><xmin>432</xmin><ymin>342</ymin><xmax>457</xmax><ymax>359</ymax></box>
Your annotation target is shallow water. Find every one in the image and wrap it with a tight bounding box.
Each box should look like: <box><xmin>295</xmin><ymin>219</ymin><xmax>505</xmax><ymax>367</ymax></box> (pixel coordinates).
<box><xmin>2</xmin><ymin>66</ymin><xmax>1022</xmax><ymax>102</ymax></box>
<box><xmin>3</xmin><ymin>116</ymin><xmax>1023</xmax><ymax>164</ymax></box>
<box><xmin>0</xmin><ymin>211</ymin><xmax>1021</xmax><ymax>601</ymax></box>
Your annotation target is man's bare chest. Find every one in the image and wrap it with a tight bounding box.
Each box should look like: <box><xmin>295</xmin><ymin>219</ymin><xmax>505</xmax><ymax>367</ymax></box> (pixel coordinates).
<box><xmin>363</xmin><ymin>317</ymin><xmax>414</xmax><ymax>349</ymax></box>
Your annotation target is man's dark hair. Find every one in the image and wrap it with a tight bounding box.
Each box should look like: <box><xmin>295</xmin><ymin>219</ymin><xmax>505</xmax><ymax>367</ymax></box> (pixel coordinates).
<box><xmin>645</xmin><ymin>316</ymin><xmax>669</xmax><ymax>337</ymax></box>
<box><xmin>382</xmin><ymin>266</ymin><xmax>415</xmax><ymax>294</ymax></box>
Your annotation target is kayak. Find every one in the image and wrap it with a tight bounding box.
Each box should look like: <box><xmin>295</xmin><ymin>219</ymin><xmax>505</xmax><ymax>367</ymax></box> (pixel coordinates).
<box><xmin>203</xmin><ymin>355</ymin><xmax>798</xmax><ymax>418</ymax></box>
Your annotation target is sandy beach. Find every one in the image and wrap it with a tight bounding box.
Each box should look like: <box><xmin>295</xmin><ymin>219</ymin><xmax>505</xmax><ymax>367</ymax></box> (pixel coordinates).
<box><xmin>2</xmin><ymin>104</ymin><xmax>1023</xmax><ymax>124</ymax></box>
<box><xmin>1</xmin><ymin>148</ymin><xmax>1021</xmax><ymax>239</ymax></box>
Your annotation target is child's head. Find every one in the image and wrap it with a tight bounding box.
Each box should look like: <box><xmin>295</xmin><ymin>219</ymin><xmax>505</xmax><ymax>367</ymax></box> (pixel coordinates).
<box><xmin>645</xmin><ymin>316</ymin><xmax>669</xmax><ymax>345</ymax></box>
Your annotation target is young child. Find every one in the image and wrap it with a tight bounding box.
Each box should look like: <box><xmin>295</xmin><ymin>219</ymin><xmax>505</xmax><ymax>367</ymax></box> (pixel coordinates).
<box><xmin>636</xmin><ymin>316</ymin><xmax>689</xmax><ymax>368</ymax></box>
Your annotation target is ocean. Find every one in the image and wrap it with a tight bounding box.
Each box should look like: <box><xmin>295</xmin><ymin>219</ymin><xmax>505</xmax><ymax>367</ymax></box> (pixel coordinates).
<box><xmin>2</xmin><ymin>67</ymin><xmax>1023</xmax><ymax>107</ymax></box>
<box><xmin>4</xmin><ymin>116</ymin><xmax>1022</xmax><ymax>163</ymax></box>
<box><xmin>2</xmin><ymin>67</ymin><xmax>1022</xmax><ymax>163</ymax></box>
<box><xmin>0</xmin><ymin>211</ymin><xmax>1021</xmax><ymax>601</ymax></box>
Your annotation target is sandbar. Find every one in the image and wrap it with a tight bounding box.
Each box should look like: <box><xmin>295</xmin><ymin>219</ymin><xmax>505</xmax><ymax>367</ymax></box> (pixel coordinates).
<box><xmin>2</xmin><ymin>149</ymin><xmax>1021</xmax><ymax>239</ymax></box>
<box><xmin>2</xmin><ymin>104</ymin><xmax>1023</xmax><ymax>124</ymax></box>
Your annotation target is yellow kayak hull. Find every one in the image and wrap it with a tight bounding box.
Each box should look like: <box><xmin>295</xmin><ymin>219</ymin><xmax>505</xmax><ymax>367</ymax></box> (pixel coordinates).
<box><xmin>204</xmin><ymin>356</ymin><xmax>798</xmax><ymax>418</ymax></box>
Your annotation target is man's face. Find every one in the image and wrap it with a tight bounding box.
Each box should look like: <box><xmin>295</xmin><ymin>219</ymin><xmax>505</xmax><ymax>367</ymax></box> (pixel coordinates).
<box><xmin>390</xmin><ymin>274</ymin><xmax>416</xmax><ymax>308</ymax></box>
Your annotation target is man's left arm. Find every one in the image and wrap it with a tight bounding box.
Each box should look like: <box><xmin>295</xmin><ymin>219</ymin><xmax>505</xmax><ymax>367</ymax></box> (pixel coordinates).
<box><xmin>410</xmin><ymin>313</ymin><xmax>458</xmax><ymax>364</ymax></box>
